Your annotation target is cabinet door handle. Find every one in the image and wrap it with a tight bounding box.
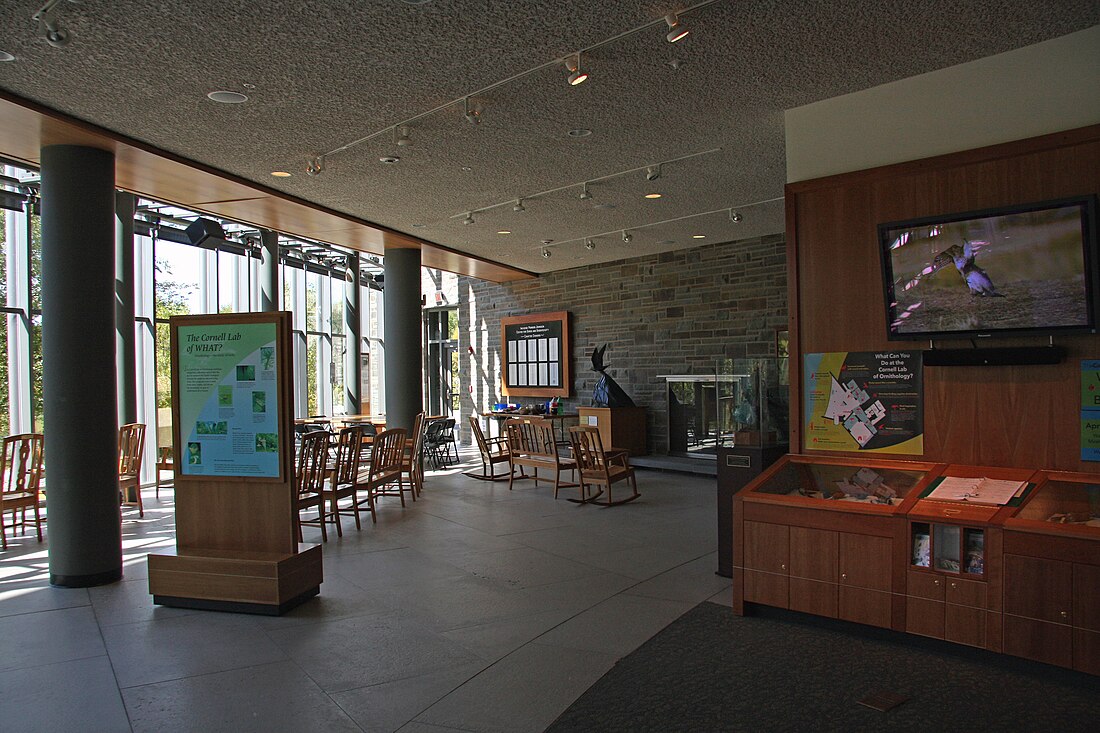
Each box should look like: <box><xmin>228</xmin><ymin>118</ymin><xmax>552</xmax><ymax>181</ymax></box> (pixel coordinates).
<box><xmin>933</xmin><ymin>579</ymin><xmax>940</xmax><ymax>586</ymax></box>
<box><xmin>780</xmin><ymin>564</ymin><xmax>786</xmax><ymax>571</ymax></box>
<box><xmin>840</xmin><ymin>573</ymin><xmax>847</xmax><ymax>580</ymax></box>
<box><xmin>1060</xmin><ymin>611</ymin><xmax>1068</xmax><ymax>620</ymax></box>
<box><xmin>950</xmin><ymin>582</ymin><xmax>957</xmax><ymax>590</ymax></box>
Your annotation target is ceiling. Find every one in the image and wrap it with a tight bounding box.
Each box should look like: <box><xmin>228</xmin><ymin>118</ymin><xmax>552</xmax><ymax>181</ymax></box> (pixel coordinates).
<box><xmin>0</xmin><ymin>1</ymin><xmax>1097</xmax><ymax>278</ymax></box>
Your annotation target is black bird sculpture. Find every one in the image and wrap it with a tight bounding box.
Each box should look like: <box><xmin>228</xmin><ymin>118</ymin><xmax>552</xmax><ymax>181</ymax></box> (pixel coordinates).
<box><xmin>591</xmin><ymin>345</ymin><xmax>636</xmax><ymax>408</ymax></box>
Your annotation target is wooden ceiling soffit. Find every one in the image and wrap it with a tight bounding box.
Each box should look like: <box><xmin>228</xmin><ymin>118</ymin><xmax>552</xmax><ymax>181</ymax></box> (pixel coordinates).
<box><xmin>0</xmin><ymin>90</ymin><xmax>534</xmax><ymax>284</ymax></box>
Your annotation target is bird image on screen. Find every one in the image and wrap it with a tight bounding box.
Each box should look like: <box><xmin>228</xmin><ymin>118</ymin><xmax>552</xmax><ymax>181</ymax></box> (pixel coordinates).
<box><xmin>923</xmin><ymin>240</ymin><xmax>1003</xmax><ymax>297</ymax></box>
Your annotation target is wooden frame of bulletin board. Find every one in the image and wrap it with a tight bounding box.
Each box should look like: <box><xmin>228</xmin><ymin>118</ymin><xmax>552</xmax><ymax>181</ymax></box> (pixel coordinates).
<box><xmin>500</xmin><ymin>311</ymin><xmax>571</xmax><ymax>398</ymax></box>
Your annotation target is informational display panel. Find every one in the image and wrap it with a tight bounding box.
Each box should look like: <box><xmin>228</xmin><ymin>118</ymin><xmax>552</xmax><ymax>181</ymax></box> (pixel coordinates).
<box><xmin>174</xmin><ymin>318</ymin><xmax>286</xmax><ymax>479</ymax></box>
<box><xmin>500</xmin><ymin>311</ymin><xmax>570</xmax><ymax>398</ymax></box>
<box><xmin>802</xmin><ymin>351</ymin><xmax>923</xmax><ymax>455</ymax></box>
<box><xmin>1081</xmin><ymin>359</ymin><xmax>1100</xmax><ymax>461</ymax></box>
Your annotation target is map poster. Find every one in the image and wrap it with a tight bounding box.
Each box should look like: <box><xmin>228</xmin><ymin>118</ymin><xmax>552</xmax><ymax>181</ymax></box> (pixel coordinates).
<box><xmin>1080</xmin><ymin>360</ymin><xmax>1100</xmax><ymax>461</ymax></box>
<box><xmin>803</xmin><ymin>351</ymin><xmax>924</xmax><ymax>455</ymax></box>
<box><xmin>177</xmin><ymin>322</ymin><xmax>281</xmax><ymax>478</ymax></box>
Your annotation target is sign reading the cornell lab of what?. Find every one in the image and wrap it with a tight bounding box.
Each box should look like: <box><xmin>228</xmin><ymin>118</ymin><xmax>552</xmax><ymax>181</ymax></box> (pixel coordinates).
<box><xmin>177</xmin><ymin>322</ymin><xmax>281</xmax><ymax>478</ymax></box>
<box><xmin>1080</xmin><ymin>360</ymin><xmax>1100</xmax><ymax>461</ymax></box>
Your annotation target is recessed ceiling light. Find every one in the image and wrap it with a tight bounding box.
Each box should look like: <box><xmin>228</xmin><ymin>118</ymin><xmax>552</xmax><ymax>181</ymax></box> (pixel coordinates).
<box><xmin>401</xmin><ymin>0</ymin><xmax>433</xmax><ymax>4</ymax></box>
<box><xmin>270</xmin><ymin>171</ymin><xmax>292</xmax><ymax>177</ymax></box>
<box><xmin>658</xmin><ymin>239</ymin><xmax>676</xmax><ymax>245</ymax></box>
<box><xmin>0</xmin><ymin>51</ymin><xmax>15</xmax><ymax>62</ymax></box>
<box><xmin>497</xmin><ymin>230</ymin><xmax>511</xmax><ymax>235</ymax></box>
<box><xmin>461</xmin><ymin>166</ymin><xmax>472</xmax><ymax>172</ymax></box>
<box><xmin>412</xmin><ymin>223</ymin><xmax>426</xmax><ymax>228</ymax></box>
<box><xmin>644</xmin><ymin>193</ymin><xmax>662</xmax><ymax>199</ymax></box>
<box><xmin>243</xmin><ymin>82</ymin><xmax>256</xmax><ymax>89</ymax></box>
<box><xmin>593</xmin><ymin>203</ymin><xmax>616</xmax><ymax>210</ymax></box>
<box><xmin>379</xmin><ymin>156</ymin><xmax>400</xmax><ymax>164</ymax></box>
<box><xmin>568</xmin><ymin>128</ymin><xmax>592</xmax><ymax>138</ymax></box>
<box><xmin>207</xmin><ymin>90</ymin><xmax>248</xmax><ymax>104</ymax></box>
<box><xmin>692</xmin><ymin>234</ymin><xmax>706</xmax><ymax>239</ymax></box>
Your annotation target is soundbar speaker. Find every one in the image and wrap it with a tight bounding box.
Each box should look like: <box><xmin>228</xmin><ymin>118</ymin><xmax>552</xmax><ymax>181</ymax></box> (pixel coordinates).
<box><xmin>923</xmin><ymin>346</ymin><xmax>1065</xmax><ymax>367</ymax></box>
<box><xmin>185</xmin><ymin>217</ymin><xmax>226</xmax><ymax>246</ymax></box>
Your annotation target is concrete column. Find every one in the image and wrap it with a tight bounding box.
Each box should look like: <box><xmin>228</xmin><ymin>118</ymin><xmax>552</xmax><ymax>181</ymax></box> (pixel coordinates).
<box><xmin>383</xmin><ymin>246</ymin><xmax>422</xmax><ymax>431</ymax></box>
<box><xmin>259</xmin><ymin>228</ymin><xmax>279</xmax><ymax>312</ymax></box>
<box><xmin>115</xmin><ymin>191</ymin><xmax>137</xmax><ymax>426</ymax></box>
<box><xmin>344</xmin><ymin>253</ymin><xmax>362</xmax><ymax>414</ymax></box>
<box><xmin>42</xmin><ymin>144</ymin><xmax>121</xmax><ymax>587</ymax></box>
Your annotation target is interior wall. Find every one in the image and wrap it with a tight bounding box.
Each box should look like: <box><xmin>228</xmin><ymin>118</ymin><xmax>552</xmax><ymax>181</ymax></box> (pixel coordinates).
<box><xmin>459</xmin><ymin>234</ymin><xmax>788</xmax><ymax>453</ymax></box>
<box><xmin>785</xmin><ymin>26</ymin><xmax>1100</xmax><ymax>183</ymax></box>
<box><xmin>787</xmin><ymin>125</ymin><xmax>1100</xmax><ymax>471</ymax></box>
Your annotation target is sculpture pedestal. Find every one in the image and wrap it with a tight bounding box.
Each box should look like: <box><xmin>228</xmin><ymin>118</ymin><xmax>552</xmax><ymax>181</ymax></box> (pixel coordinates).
<box><xmin>577</xmin><ymin>407</ymin><xmax>647</xmax><ymax>456</ymax></box>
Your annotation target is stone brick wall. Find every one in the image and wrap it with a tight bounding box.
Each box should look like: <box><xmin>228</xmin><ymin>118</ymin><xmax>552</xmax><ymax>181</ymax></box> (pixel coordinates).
<box><xmin>458</xmin><ymin>234</ymin><xmax>787</xmax><ymax>452</ymax></box>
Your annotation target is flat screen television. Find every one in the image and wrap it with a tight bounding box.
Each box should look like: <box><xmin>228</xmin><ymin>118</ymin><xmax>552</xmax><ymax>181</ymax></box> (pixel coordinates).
<box><xmin>879</xmin><ymin>195</ymin><xmax>1099</xmax><ymax>341</ymax></box>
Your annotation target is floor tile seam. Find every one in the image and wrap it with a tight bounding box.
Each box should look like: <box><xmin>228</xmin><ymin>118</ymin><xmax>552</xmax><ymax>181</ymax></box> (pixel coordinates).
<box><xmin>95</xmin><ymin>616</ymin><xmax>139</xmax><ymax>733</ymax></box>
<box><xmin>0</xmin><ymin>650</ymin><xmax>112</xmax><ymax>676</ymax></box>
<box><xmin>114</xmin><ymin>656</ymin><xmax>295</xmax><ymax>692</ymax></box>
<box><xmin>0</xmin><ymin>600</ymin><xmax>93</xmax><ymax>619</ymax></box>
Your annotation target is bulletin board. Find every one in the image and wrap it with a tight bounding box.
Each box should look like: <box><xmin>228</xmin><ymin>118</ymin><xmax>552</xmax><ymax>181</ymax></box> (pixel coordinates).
<box><xmin>500</xmin><ymin>311</ymin><xmax>571</xmax><ymax>398</ymax></box>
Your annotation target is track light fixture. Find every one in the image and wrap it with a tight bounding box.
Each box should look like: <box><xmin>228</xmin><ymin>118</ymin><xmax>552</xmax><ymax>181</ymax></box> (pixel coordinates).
<box><xmin>645</xmin><ymin>165</ymin><xmax>662</xmax><ymax>181</ymax></box>
<box><xmin>622</xmin><ymin>230</ymin><xmax>633</xmax><ymax>243</ymax></box>
<box><xmin>33</xmin><ymin>1</ymin><xmax>72</xmax><ymax>48</ymax></box>
<box><xmin>565</xmin><ymin>54</ymin><xmax>588</xmax><ymax>86</ymax></box>
<box><xmin>665</xmin><ymin>13</ymin><xmax>689</xmax><ymax>43</ymax></box>
<box><xmin>541</xmin><ymin>247</ymin><xmax>552</xmax><ymax>259</ymax></box>
<box><xmin>395</xmin><ymin>125</ymin><xmax>411</xmax><ymax>146</ymax></box>
<box><xmin>579</xmin><ymin>183</ymin><xmax>593</xmax><ymax>200</ymax></box>
<box><xmin>584</xmin><ymin>238</ymin><xmax>596</xmax><ymax>251</ymax></box>
<box><xmin>306</xmin><ymin>155</ymin><xmax>325</xmax><ymax>176</ymax></box>
<box><xmin>513</xmin><ymin>199</ymin><xmax>526</xmax><ymax>212</ymax></box>
<box><xmin>463</xmin><ymin>212</ymin><xmax>475</xmax><ymax>225</ymax></box>
<box><xmin>729</xmin><ymin>209</ymin><xmax>743</xmax><ymax>223</ymax></box>
<box><xmin>463</xmin><ymin>97</ymin><xmax>481</xmax><ymax>125</ymax></box>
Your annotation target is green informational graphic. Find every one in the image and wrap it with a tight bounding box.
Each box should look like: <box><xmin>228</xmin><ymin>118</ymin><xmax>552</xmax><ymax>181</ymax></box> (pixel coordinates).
<box><xmin>803</xmin><ymin>351</ymin><xmax>924</xmax><ymax>455</ymax></box>
<box><xmin>178</xmin><ymin>322</ymin><xmax>280</xmax><ymax>477</ymax></box>
<box><xmin>1081</xmin><ymin>360</ymin><xmax>1100</xmax><ymax>461</ymax></box>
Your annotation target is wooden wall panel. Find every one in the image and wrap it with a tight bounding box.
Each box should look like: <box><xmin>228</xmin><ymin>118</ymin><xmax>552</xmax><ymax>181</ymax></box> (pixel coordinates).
<box><xmin>788</xmin><ymin>125</ymin><xmax>1100</xmax><ymax>471</ymax></box>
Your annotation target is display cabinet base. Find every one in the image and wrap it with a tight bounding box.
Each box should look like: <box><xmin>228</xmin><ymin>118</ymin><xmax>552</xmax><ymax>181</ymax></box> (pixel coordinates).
<box><xmin>148</xmin><ymin>543</ymin><xmax>322</xmax><ymax>616</ymax></box>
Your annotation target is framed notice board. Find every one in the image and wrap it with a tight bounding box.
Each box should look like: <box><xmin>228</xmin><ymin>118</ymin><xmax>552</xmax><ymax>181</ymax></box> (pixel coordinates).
<box><xmin>501</xmin><ymin>311</ymin><xmax>571</xmax><ymax>398</ymax></box>
<box><xmin>171</xmin><ymin>312</ymin><xmax>293</xmax><ymax>482</ymax></box>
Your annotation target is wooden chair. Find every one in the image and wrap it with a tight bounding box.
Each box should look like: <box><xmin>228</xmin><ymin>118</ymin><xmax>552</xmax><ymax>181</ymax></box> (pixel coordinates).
<box><xmin>465</xmin><ymin>415</ymin><xmax>512</xmax><ymax>481</ymax></box>
<box><xmin>505</xmin><ymin>416</ymin><xmax>579</xmax><ymax>500</ymax></box>
<box><xmin>1</xmin><ymin>433</ymin><xmax>45</xmax><ymax>549</ymax></box>
<box><xmin>155</xmin><ymin>446</ymin><xmax>174</xmax><ymax>497</ymax></box>
<box><xmin>327</xmin><ymin>426</ymin><xmax>367</xmax><ymax>536</ymax></box>
<box><xmin>396</xmin><ymin>413</ymin><xmax>424</xmax><ymax>501</ymax></box>
<box><xmin>118</xmin><ymin>423</ymin><xmax>147</xmax><ymax>517</ymax></box>
<box><xmin>357</xmin><ymin>428</ymin><xmax>407</xmax><ymax>521</ymax></box>
<box><xmin>568</xmin><ymin>425</ymin><xmax>640</xmax><ymax>506</ymax></box>
<box><xmin>295</xmin><ymin>430</ymin><xmax>329</xmax><ymax>542</ymax></box>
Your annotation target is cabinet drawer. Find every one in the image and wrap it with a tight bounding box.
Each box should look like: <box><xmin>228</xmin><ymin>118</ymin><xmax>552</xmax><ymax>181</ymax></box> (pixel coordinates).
<box><xmin>945</xmin><ymin>577</ymin><xmax>986</xmax><ymax>608</ymax></box>
<box><xmin>945</xmin><ymin>603</ymin><xmax>985</xmax><ymax>648</ymax></box>
<box><xmin>744</xmin><ymin>569</ymin><xmax>788</xmax><ymax>609</ymax></box>
<box><xmin>907</xmin><ymin>571</ymin><xmax>945</xmax><ymax>601</ymax></box>
<box><xmin>839</xmin><ymin>586</ymin><xmax>892</xmax><ymax>629</ymax></box>
<box><xmin>906</xmin><ymin>596</ymin><xmax>944</xmax><ymax>639</ymax></box>
<box><xmin>1003</xmin><ymin>615</ymin><xmax>1072</xmax><ymax>668</ymax></box>
<box><xmin>790</xmin><ymin>578</ymin><xmax>837</xmax><ymax>618</ymax></box>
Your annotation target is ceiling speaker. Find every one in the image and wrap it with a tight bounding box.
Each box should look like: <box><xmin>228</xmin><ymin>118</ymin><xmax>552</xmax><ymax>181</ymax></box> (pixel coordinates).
<box><xmin>185</xmin><ymin>217</ymin><xmax>226</xmax><ymax>246</ymax></box>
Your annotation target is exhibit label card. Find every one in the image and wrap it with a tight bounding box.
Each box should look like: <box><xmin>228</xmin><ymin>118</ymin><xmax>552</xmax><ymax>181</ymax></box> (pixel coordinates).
<box><xmin>1080</xmin><ymin>360</ymin><xmax>1100</xmax><ymax>461</ymax></box>
<box><xmin>178</xmin><ymin>322</ymin><xmax>280</xmax><ymax>477</ymax></box>
<box><xmin>803</xmin><ymin>351</ymin><xmax>923</xmax><ymax>455</ymax></box>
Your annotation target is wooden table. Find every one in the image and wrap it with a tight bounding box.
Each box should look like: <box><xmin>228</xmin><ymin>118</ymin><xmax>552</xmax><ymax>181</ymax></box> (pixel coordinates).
<box><xmin>481</xmin><ymin>412</ymin><xmax>578</xmax><ymax>443</ymax></box>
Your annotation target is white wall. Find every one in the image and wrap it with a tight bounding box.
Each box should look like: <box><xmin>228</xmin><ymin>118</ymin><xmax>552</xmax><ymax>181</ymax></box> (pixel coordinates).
<box><xmin>785</xmin><ymin>26</ymin><xmax>1100</xmax><ymax>182</ymax></box>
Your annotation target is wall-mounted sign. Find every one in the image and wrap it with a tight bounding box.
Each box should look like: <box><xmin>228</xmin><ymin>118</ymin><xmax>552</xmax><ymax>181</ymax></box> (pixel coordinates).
<box><xmin>1080</xmin><ymin>360</ymin><xmax>1100</xmax><ymax>461</ymax></box>
<box><xmin>500</xmin><ymin>311</ymin><xmax>571</xmax><ymax>398</ymax></box>
<box><xmin>175</xmin><ymin>320</ymin><xmax>283</xmax><ymax>478</ymax></box>
<box><xmin>803</xmin><ymin>351</ymin><xmax>923</xmax><ymax>455</ymax></box>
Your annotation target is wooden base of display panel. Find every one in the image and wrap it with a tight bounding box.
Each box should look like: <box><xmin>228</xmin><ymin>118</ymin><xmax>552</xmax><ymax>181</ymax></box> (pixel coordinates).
<box><xmin>148</xmin><ymin>543</ymin><xmax>322</xmax><ymax>616</ymax></box>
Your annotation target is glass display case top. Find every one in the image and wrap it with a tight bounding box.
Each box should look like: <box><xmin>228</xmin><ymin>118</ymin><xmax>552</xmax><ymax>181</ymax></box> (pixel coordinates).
<box><xmin>1013</xmin><ymin>478</ymin><xmax>1100</xmax><ymax>528</ymax></box>
<box><xmin>750</xmin><ymin>458</ymin><xmax>928</xmax><ymax>506</ymax></box>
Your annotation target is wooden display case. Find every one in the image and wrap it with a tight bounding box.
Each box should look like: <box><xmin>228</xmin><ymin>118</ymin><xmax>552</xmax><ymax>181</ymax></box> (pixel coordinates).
<box><xmin>999</xmin><ymin>471</ymin><xmax>1100</xmax><ymax>675</ymax></box>
<box><xmin>577</xmin><ymin>406</ymin><xmax>646</xmax><ymax>456</ymax></box>
<box><xmin>732</xmin><ymin>454</ymin><xmax>943</xmax><ymax>631</ymax></box>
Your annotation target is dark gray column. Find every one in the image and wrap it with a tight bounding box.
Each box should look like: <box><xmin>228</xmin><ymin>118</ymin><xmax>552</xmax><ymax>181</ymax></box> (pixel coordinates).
<box><xmin>115</xmin><ymin>191</ymin><xmax>137</xmax><ymax>425</ymax></box>
<box><xmin>344</xmin><ymin>253</ymin><xmax>362</xmax><ymax>414</ymax></box>
<box><xmin>383</xmin><ymin>246</ymin><xmax>422</xmax><ymax>431</ymax></box>
<box><xmin>42</xmin><ymin>145</ymin><xmax>121</xmax><ymax>587</ymax></box>
<box><xmin>259</xmin><ymin>228</ymin><xmax>279</xmax><ymax>312</ymax></box>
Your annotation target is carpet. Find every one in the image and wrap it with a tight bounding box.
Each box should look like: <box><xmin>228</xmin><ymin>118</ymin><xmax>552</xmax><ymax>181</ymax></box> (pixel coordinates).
<box><xmin>545</xmin><ymin>601</ymin><xmax>1098</xmax><ymax>732</ymax></box>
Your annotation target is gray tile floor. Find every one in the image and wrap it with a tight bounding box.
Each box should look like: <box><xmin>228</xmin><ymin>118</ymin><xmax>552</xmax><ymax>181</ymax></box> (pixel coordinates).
<box><xmin>0</xmin><ymin>449</ymin><xmax>729</xmax><ymax>733</ymax></box>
